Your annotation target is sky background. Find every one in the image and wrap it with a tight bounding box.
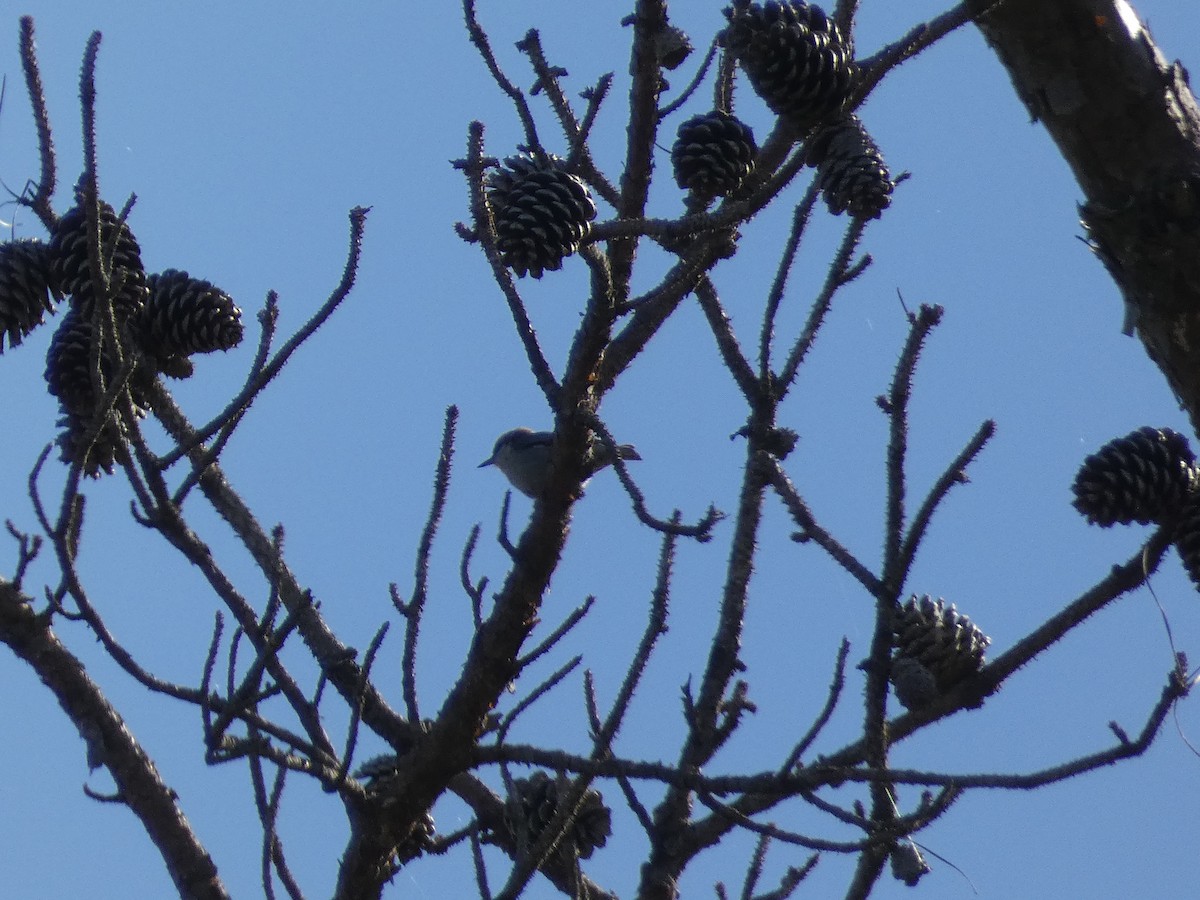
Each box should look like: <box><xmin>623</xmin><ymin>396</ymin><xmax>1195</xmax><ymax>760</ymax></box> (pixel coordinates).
<box><xmin>1</xmin><ymin>2</ymin><xmax>1199</xmax><ymax>898</ymax></box>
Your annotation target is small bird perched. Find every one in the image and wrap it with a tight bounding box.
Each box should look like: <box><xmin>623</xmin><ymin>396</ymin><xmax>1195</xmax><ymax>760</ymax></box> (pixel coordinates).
<box><xmin>479</xmin><ymin>427</ymin><xmax>641</xmax><ymax>498</ymax></box>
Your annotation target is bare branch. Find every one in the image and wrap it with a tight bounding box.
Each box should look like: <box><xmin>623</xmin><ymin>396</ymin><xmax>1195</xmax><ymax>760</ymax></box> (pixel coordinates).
<box><xmin>767</xmin><ymin>460</ymin><xmax>882</xmax><ymax>596</ymax></box>
<box><xmin>516</xmin><ymin>596</ymin><xmax>594</xmax><ymax>670</ymax></box>
<box><xmin>17</xmin><ymin>16</ymin><xmax>56</xmax><ymax>227</ymax></box>
<box><xmin>0</xmin><ymin>580</ymin><xmax>229</xmax><ymax>899</ymax></box>
<box><xmin>779</xmin><ymin>638</ymin><xmax>851</xmax><ymax>773</ymax></box>
<box><xmin>759</xmin><ymin>181</ymin><xmax>821</xmax><ymax>380</ymax></box>
<box><xmin>462</xmin><ymin>0</ymin><xmax>541</xmax><ymax>152</ymax></box>
<box><xmin>896</xmin><ymin>419</ymin><xmax>996</xmax><ymax>581</ymax></box>
<box><xmin>694</xmin><ymin>275</ymin><xmax>760</xmax><ymax>403</ymax></box>
<box><xmin>456</xmin><ymin>121</ymin><xmax>561</xmax><ymax>408</ymax></box>
<box><xmin>402</xmin><ymin>406</ymin><xmax>459</xmax><ymax>722</ymax></box>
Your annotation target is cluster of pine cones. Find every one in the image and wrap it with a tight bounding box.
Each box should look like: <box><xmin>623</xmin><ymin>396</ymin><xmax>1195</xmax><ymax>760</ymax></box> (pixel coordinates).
<box><xmin>1071</xmin><ymin>426</ymin><xmax>1200</xmax><ymax>588</ymax></box>
<box><xmin>483</xmin><ymin>2</ymin><xmax>892</xmax><ymax>282</ymax></box>
<box><xmin>0</xmin><ymin>183</ymin><xmax>243</xmax><ymax>475</ymax></box>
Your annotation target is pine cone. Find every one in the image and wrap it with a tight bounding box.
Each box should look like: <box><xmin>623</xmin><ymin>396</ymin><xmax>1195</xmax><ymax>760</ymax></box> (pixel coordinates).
<box><xmin>720</xmin><ymin>0</ymin><xmax>855</xmax><ymax>129</ymax></box>
<box><xmin>671</xmin><ymin>111</ymin><xmax>758</xmax><ymax>199</ymax></box>
<box><xmin>486</xmin><ymin>154</ymin><xmax>597</xmax><ymax>278</ymax></box>
<box><xmin>890</xmin><ymin>839</ymin><xmax>931</xmax><ymax>887</ymax></box>
<box><xmin>48</xmin><ymin>198</ymin><xmax>148</xmax><ymax>322</ymax></box>
<box><xmin>54</xmin><ymin>410</ymin><xmax>122</xmax><ymax>478</ymax></box>
<box><xmin>889</xmin><ymin>655</ymin><xmax>938</xmax><ymax>711</ymax></box>
<box><xmin>45</xmin><ymin>307</ymin><xmax>151</xmax><ymax>419</ymax></box>
<box><xmin>807</xmin><ymin>114</ymin><xmax>892</xmax><ymax>219</ymax></box>
<box><xmin>45</xmin><ymin>308</ymin><xmax>100</xmax><ymax>415</ymax></box>
<box><xmin>143</xmin><ymin>269</ymin><xmax>243</xmax><ymax>356</ymax></box>
<box><xmin>353</xmin><ymin>755</ymin><xmax>437</xmax><ymax>864</ymax></box>
<box><xmin>0</xmin><ymin>239</ymin><xmax>57</xmax><ymax>351</ymax></box>
<box><xmin>1071</xmin><ymin>426</ymin><xmax>1196</xmax><ymax>526</ymax></box>
<box><xmin>892</xmin><ymin>595</ymin><xmax>989</xmax><ymax>697</ymax></box>
<box><xmin>505</xmin><ymin>771</ymin><xmax>612</xmax><ymax>860</ymax></box>
<box><xmin>1174</xmin><ymin>492</ymin><xmax>1200</xmax><ymax>591</ymax></box>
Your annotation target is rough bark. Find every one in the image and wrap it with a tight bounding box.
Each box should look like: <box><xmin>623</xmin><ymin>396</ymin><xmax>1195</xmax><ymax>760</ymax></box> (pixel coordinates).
<box><xmin>0</xmin><ymin>582</ymin><xmax>228</xmax><ymax>900</ymax></box>
<box><xmin>974</xmin><ymin>0</ymin><xmax>1200</xmax><ymax>429</ymax></box>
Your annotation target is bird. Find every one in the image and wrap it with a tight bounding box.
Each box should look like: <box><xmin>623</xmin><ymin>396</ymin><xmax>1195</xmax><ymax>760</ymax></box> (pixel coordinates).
<box><xmin>479</xmin><ymin>427</ymin><xmax>641</xmax><ymax>498</ymax></box>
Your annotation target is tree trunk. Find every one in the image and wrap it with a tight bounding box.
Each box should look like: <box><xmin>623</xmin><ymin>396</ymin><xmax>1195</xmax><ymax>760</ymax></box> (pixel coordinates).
<box><xmin>974</xmin><ymin>0</ymin><xmax>1200</xmax><ymax>428</ymax></box>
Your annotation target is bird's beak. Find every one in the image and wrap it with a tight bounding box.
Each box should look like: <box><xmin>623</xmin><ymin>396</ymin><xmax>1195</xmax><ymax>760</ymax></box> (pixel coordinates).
<box><xmin>478</xmin><ymin>457</ymin><xmax>495</xmax><ymax>468</ymax></box>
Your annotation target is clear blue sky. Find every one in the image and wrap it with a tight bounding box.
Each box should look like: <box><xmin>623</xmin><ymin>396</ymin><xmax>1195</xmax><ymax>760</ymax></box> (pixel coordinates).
<box><xmin>1</xmin><ymin>2</ymin><xmax>1198</xmax><ymax>898</ymax></box>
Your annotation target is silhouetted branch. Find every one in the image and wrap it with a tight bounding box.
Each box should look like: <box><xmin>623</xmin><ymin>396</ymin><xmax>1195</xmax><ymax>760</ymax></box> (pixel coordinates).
<box><xmin>657</xmin><ymin>35</ymin><xmax>719</xmax><ymax>120</ymax></box>
<box><xmin>850</xmin><ymin>0</ymin><xmax>1009</xmax><ymax>111</ymax></box>
<box><xmin>897</xmin><ymin>419</ymin><xmax>996</xmax><ymax>581</ymax></box>
<box><xmin>463</xmin><ymin>0</ymin><xmax>542</xmax><ymax>152</ymax></box>
<box><xmin>777</xmin><ymin>215</ymin><xmax>870</xmax><ymax>393</ymax></box>
<box><xmin>768</xmin><ymin>460</ymin><xmax>882</xmax><ymax>596</ymax></box>
<box><xmin>17</xmin><ymin>16</ymin><xmax>56</xmax><ymax>227</ymax></box>
<box><xmin>338</xmin><ymin>624</ymin><xmax>389</xmax><ymax>789</ymax></box>
<box><xmin>456</xmin><ymin>121</ymin><xmax>560</xmax><ymax>407</ymax></box>
<box><xmin>515</xmin><ymin>29</ymin><xmax>619</xmax><ymax>206</ymax></box>
<box><xmin>157</xmin><ymin>292</ymin><xmax>279</xmax><ymax>471</ymax></box>
<box><xmin>516</xmin><ymin>596</ymin><xmax>594</xmax><ymax>669</ymax></box>
<box><xmin>402</xmin><ymin>405</ymin><xmax>459</xmax><ymax>721</ymax></box>
<box><xmin>460</xmin><ymin>524</ymin><xmax>488</xmax><ymax>628</ymax></box>
<box><xmin>882</xmin><ymin>303</ymin><xmax>944</xmax><ymax>589</ymax></box>
<box><xmin>5</xmin><ymin>519</ymin><xmax>42</xmax><ymax>590</ymax></box>
<box><xmin>780</xmin><ymin>638</ymin><xmax>851</xmax><ymax>773</ymax></box>
<box><xmin>695</xmin><ymin>275</ymin><xmax>760</xmax><ymax>402</ymax></box>
<box><xmin>759</xmin><ymin>181</ymin><xmax>821</xmax><ymax>379</ymax></box>
<box><xmin>169</xmin><ymin>207</ymin><xmax>369</xmax><ymax>505</ymax></box>
<box><xmin>696</xmin><ymin>791</ymin><xmax>868</xmax><ymax>853</ymax></box>
<box><xmin>0</xmin><ymin>580</ymin><xmax>230</xmax><ymax>900</ymax></box>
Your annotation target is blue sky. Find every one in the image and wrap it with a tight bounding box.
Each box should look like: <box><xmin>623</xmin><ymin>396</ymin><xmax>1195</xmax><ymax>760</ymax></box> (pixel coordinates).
<box><xmin>1</xmin><ymin>2</ymin><xmax>1198</xmax><ymax>898</ymax></box>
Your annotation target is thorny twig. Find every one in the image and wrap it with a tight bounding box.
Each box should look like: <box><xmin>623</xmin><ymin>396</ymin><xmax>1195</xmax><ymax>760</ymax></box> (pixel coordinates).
<box><xmin>17</xmin><ymin>16</ymin><xmax>56</xmax><ymax>227</ymax></box>
<box><xmin>170</xmin><ymin>208</ymin><xmax>369</xmax><ymax>505</ymax></box>
<box><xmin>896</xmin><ymin>419</ymin><xmax>996</xmax><ymax>582</ymax></box>
<box><xmin>777</xmin><ymin>214</ymin><xmax>871</xmax><ymax>393</ymax></box>
<box><xmin>759</xmin><ymin>181</ymin><xmax>822</xmax><ymax>380</ymax></box>
<box><xmin>401</xmin><ymin>406</ymin><xmax>459</xmax><ymax>722</ymax></box>
<box><xmin>516</xmin><ymin>596</ymin><xmax>594</xmax><ymax>669</ymax></box>
<box><xmin>515</xmin><ymin>29</ymin><xmax>619</xmax><ymax>206</ymax></box>
<box><xmin>456</xmin><ymin>121</ymin><xmax>561</xmax><ymax>408</ymax></box>
<box><xmin>463</xmin><ymin>0</ymin><xmax>541</xmax><ymax>153</ymax></box>
<box><xmin>459</xmin><ymin>524</ymin><xmax>488</xmax><ymax>628</ymax></box>
<box><xmin>779</xmin><ymin>638</ymin><xmax>851</xmax><ymax>774</ymax></box>
<box><xmin>157</xmin><ymin>292</ymin><xmax>279</xmax><ymax>470</ymax></box>
<box><xmin>768</xmin><ymin>460</ymin><xmax>883</xmax><ymax>596</ymax></box>
<box><xmin>657</xmin><ymin>36</ymin><xmax>720</xmax><ymax>120</ymax></box>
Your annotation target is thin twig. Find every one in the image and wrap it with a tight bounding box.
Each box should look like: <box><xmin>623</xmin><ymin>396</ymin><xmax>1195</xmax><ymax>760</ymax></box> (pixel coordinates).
<box><xmin>516</xmin><ymin>597</ymin><xmax>594</xmax><ymax>669</ymax></box>
<box><xmin>779</xmin><ymin>638</ymin><xmax>851</xmax><ymax>773</ymax></box>
<box><xmin>849</xmin><ymin>1</ymin><xmax>1009</xmax><ymax>112</ymax></box>
<box><xmin>696</xmin><ymin>791</ymin><xmax>868</xmax><ymax>853</ymax></box>
<box><xmin>459</xmin><ymin>524</ymin><xmax>487</xmax><ymax>629</ymax></box>
<box><xmin>338</xmin><ymin>624</ymin><xmax>389</xmax><ymax>789</ymax></box>
<box><xmin>776</xmin><ymin>215</ymin><xmax>869</xmax><ymax>393</ymax></box>
<box><xmin>515</xmin><ymin>30</ymin><xmax>618</xmax><ymax>206</ymax></box>
<box><xmin>767</xmin><ymin>460</ymin><xmax>882</xmax><ymax>596</ymax></box>
<box><xmin>170</xmin><ymin>208</ymin><xmax>369</xmax><ymax>505</ymax></box>
<box><xmin>158</xmin><ymin>292</ymin><xmax>279</xmax><ymax>470</ymax></box>
<box><xmin>881</xmin><ymin>304</ymin><xmax>944</xmax><ymax>591</ymax></box>
<box><xmin>896</xmin><ymin>419</ymin><xmax>995</xmax><ymax>581</ymax></box>
<box><xmin>463</xmin><ymin>0</ymin><xmax>541</xmax><ymax>151</ymax></box>
<box><xmin>658</xmin><ymin>36</ymin><xmax>720</xmax><ymax>120</ymax></box>
<box><xmin>759</xmin><ymin>182</ymin><xmax>821</xmax><ymax>380</ymax></box>
<box><xmin>694</xmin><ymin>276</ymin><xmax>760</xmax><ymax>403</ymax></box>
<box><xmin>17</xmin><ymin>17</ymin><xmax>56</xmax><ymax>227</ymax></box>
<box><xmin>456</xmin><ymin>121</ymin><xmax>560</xmax><ymax>408</ymax></box>
<box><xmin>403</xmin><ymin>406</ymin><xmax>458</xmax><ymax>722</ymax></box>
